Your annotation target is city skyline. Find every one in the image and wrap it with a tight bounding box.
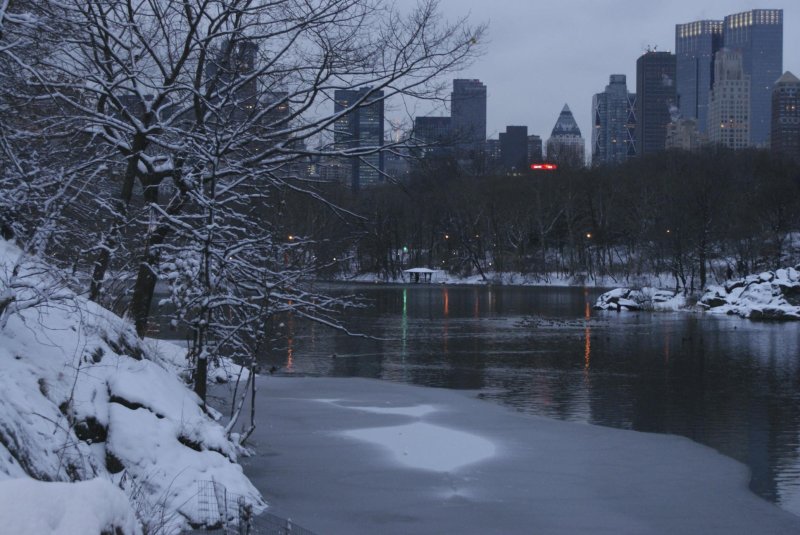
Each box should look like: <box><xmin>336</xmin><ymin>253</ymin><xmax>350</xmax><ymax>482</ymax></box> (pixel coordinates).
<box><xmin>426</xmin><ymin>1</ymin><xmax>799</xmax><ymax>152</ymax></box>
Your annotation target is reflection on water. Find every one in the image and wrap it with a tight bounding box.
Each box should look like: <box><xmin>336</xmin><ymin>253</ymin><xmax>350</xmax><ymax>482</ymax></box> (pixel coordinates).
<box><xmin>401</xmin><ymin>288</ymin><xmax>407</xmax><ymax>359</ymax></box>
<box><xmin>583</xmin><ymin>293</ymin><xmax>591</xmax><ymax>376</ymax></box>
<box><xmin>262</xmin><ymin>284</ymin><xmax>800</xmax><ymax>517</ymax></box>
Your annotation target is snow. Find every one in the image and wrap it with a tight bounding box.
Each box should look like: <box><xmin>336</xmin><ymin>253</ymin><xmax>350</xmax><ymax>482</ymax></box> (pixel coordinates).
<box><xmin>699</xmin><ymin>267</ymin><xmax>800</xmax><ymax>320</ymax></box>
<box><xmin>343</xmin><ymin>403</ymin><xmax>439</xmax><ymax>418</ymax></box>
<box><xmin>343</xmin><ymin>421</ymin><xmax>496</xmax><ymax>472</ymax></box>
<box><xmin>238</xmin><ymin>376</ymin><xmax>800</xmax><ymax>535</ymax></box>
<box><xmin>594</xmin><ymin>268</ymin><xmax>800</xmax><ymax>321</ymax></box>
<box><xmin>594</xmin><ymin>287</ymin><xmax>686</xmax><ymax>312</ymax></box>
<box><xmin>0</xmin><ymin>478</ymin><xmax>141</xmax><ymax>535</ymax></box>
<box><xmin>331</xmin><ymin>400</ymin><xmax>496</xmax><ymax>472</ymax></box>
<box><xmin>0</xmin><ymin>239</ymin><xmax>264</xmax><ymax>533</ymax></box>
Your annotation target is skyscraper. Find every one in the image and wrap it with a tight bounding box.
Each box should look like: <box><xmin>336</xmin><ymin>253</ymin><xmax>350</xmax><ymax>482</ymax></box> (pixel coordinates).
<box><xmin>592</xmin><ymin>74</ymin><xmax>637</xmax><ymax>166</ymax></box>
<box><xmin>451</xmin><ymin>79</ymin><xmax>487</xmax><ymax>152</ymax></box>
<box><xmin>723</xmin><ymin>9</ymin><xmax>783</xmax><ymax>146</ymax></box>
<box><xmin>206</xmin><ymin>39</ymin><xmax>259</xmax><ymax>116</ymax></box>
<box><xmin>546</xmin><ymin>104</ymin><xmax>585</xmax><ymax>167</ymax></box>
<box><xmin>771</xmin><ymin>71</ymin><xmax>800</xmax><ymax>161</ymax></box>
<box><xmin>675</xmin><ymin>20</ymin><xmax>723</xmax><ymax>132</ymax></box>
<box><xmin>484</xmin><ymin>139</ymin><xmax>501</xmax><ymax>171</ymax></box>
<box><xmin>499</xmin><ymin>126</ymin><xmax>529</xmax><ymax>172</ymax></box>
<box><xmin>666</xmin><ymin>118</ymin><xmax>705</xmax><ymax>151</ymax></box>
<box><xmin>262</xmin><ymin>91</ymin><xmax>292</xmax><ymax>141</ymax></box>
<box><xmin>413</xmin><ymin>116</ymin><xmax>452</xmax><ymax>157</ymax></box>
<box><xmin>527</xmin><ymin>135</ymin><xmax>543</xmax><ymax>164</ymax></box>
<box><xmin>708</xmin><ymin>49</ymin><xmax>750</xmax><ymax>149</ymax></box>
<box><xmin>635</xmin><ymin>51</ymin><xmax>677</xmax><ymax>156</ymax></box>
<box><xmin>333</xmin><ymin>87</ymin><xmax>385</xmax><ymax>191</ymax></box>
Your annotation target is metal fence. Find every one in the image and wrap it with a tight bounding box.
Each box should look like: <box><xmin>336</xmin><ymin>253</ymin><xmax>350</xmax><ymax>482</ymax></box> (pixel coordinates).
<box><xmin>253</xmin><ymin>513</ymin><xmax>318</xmax><ymax>535</ymax></box>
<box><xmin>187</xmin><ymin>481</ymin><xmax>317</xmax><ymax>535</ymax></box>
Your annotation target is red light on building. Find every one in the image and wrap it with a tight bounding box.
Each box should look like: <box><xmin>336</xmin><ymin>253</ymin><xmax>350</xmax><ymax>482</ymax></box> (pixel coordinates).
<box><xmin>531</xmin><ymin>163</ymin><xmax>558</xmax><ymax>171</ymax></box>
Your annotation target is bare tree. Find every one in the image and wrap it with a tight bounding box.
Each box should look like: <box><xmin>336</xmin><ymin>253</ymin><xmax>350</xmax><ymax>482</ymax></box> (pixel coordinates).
<box><xmin>0</xmin><ymin>0</ymin><xmax>114</xmax><ymax>327</ymax></box>
<box><xmin>1</xmin><ymin>0</ymin><xmax>483</xmax><ymax>407</ymax></box>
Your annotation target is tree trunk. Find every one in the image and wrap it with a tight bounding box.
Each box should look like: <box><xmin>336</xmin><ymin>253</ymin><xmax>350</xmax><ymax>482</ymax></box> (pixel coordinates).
<box><xmin>131</xmin><ymin>253</ymin><xmax>158</xmax><ymax>337</ymax></box>
<box><xmin>194</xmin><ymin>353</ymin><xmax>207</xmax><ymax>406</ymax></box>
<box><xmin>129</xmin><ymin>190</ymin><xmax>189</xmax><ymax>337</ymax></box>
<box><xmin>89</xmin><ymin>141</ymin><xmax>144</xmax><ymax>302</ymax></box>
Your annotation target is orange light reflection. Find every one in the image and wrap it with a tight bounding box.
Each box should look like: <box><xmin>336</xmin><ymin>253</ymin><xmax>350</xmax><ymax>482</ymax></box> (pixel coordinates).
<box><xmin>583</xmin><ymin>288</ymin><xmax>591</xmax><ymax>374</ymax></box>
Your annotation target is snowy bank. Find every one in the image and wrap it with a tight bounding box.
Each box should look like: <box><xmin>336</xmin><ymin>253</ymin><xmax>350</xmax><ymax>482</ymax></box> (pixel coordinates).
<box><xmin>0</xmin><ymin>239</ymin><xmax>264</xmax><ymax>533</ymax></box>
<box><xmin>0</xmin><ymin>478</ymin><xmax>141</xmax><ymax>535</ymax></box>
<box><xmin>240</xmin><ymin>377</ymin><xmax>800</xmax><ymax>535</ymax></box>
<box><xmin>699</xmin><ymin>268</ymin><xmax>800</xmax><ymax>320</ymax></box>
<box><xmin>594</xmin><ymin>287</ymin><xmax>687</xmax><ymax>312</ymax></box>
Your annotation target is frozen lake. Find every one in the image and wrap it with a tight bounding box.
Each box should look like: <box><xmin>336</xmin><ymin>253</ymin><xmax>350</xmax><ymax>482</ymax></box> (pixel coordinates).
<box><xmin>237</xmin><ymin>377</ymin><xmax>800</xmax><ymax>534</ymax></box>
<box><xmin>257</xmin><ymin>284</ymin><xmax>800</xmax><ymax>516</ymax></box>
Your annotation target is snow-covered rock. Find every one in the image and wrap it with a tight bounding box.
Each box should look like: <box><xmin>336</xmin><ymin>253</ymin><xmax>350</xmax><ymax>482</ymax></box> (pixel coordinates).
<box><xmin>0</xmin><ymin>239</ymin><xmax>265</xmax><ymax>533</ymax></box>
<box><xmin>699</xmin><ymin>267</ymin><xmax>800</xmax><ymax>320</ymax></box>
<box><xmin>594</xmin><ymin>287</ymin><xmax>686</xmax><ymax>312</ymax></box>
<box><xmin>0</xmin><ymin>478</ymin><xmax>141</xmax><ymax>535</ymax></box>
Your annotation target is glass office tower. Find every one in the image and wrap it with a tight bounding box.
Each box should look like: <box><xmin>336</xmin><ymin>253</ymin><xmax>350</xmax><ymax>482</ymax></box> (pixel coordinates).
<box><xmin>451</xmin><ymin>79</ymin><xmax>487</xmax><ymax>152</ymax></box>
<box><xmin>723</xmin><ymin>9</ymin><xmax>783</xmax><ymax>146</ymax></box>
<box><xmin>635</xmin><ymin>51</ymin><xmax>677</xmax><ymax>155</ymax></box>
<box><xmin>592</xmin><ymin>74</ymin><xmax>637</xmax><ymax>165</ymax></box>
<box><xmin>334</xmin><ymin>87</ymin><xmax>385</xmax><ymax>191</ymax></box>
<box><xmin>675</xmin><ymin>20</ymin><xmax>723</xmax><ymax>133</ymax></box>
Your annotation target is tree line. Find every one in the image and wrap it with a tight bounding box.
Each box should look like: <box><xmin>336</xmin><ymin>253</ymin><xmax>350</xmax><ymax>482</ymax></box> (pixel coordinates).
<box><xmin>282</xmin><ymin>148</ymin><xmax>800</xmax><ymax>292</ymax></box>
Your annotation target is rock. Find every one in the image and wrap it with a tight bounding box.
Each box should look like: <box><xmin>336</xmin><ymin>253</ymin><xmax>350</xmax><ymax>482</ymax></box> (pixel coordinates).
<box><xmin>73</xmin><ymin>418</ymin><xmax>108</xmax><ymax>444</ymax></box>
<box><xmin>594</xmin><ymin>288</ymin><xmax>645</xmax><ymax>311</ymax></box>
<box><xmin>699</xmin><ymin>267</ymin><xmax>800</xmax><ymax>321</ymax></box>
<box><xmin>702</xmin><ymin>297</ymin><xmax>728</xmax><ymax>308</ymax></box>
<box><xmin>749</xmin><ymin>307</ymin><xmax>800</xmax><ymax>321</ymax></box>
<box><xmin>724</xmin><ymin>280</ymin><xmax>745</xmax><ymax>294</ymax></box>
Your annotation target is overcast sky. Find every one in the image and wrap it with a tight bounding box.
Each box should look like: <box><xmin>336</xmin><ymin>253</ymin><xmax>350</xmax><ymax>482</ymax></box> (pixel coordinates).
<box><xmin>427</xmin><ymin>0</ymin><xmax>799</xmax><ymax>148</ymax></box>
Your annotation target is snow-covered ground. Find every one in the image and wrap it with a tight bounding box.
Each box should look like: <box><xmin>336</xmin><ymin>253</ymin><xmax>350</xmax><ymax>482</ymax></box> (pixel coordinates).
<box><xmin>0</xmin><ymin>478</ymin><xmax>141</xmax><ymax>535</ymax></box>
<box><xmin>0</xmin><ymin>239</ymin><xmax>264</xmax><ymax>533</ymax></box>
<box><xmin>239</xmin><ymin>376</ymin><xmax>800</xmax><ymax>535</ymax></box>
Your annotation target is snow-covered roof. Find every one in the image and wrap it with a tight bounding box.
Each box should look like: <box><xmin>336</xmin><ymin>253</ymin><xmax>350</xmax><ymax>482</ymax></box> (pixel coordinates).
<box><xmin>403</xmin><ymin>268</ymin><xmax>438</xmax><ymax>273</ymax></box>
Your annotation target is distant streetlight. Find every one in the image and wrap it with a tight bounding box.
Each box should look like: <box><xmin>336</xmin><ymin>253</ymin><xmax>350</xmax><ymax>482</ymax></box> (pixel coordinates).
<box><xmin>444</xmin><ymin>234</ymin><xmax>450</xmax><ymax>240</ymax></box>
<box><xmin>585</xmin><ymin>233</ymin><xmax>592</xmax><ymax>239</ymax></box>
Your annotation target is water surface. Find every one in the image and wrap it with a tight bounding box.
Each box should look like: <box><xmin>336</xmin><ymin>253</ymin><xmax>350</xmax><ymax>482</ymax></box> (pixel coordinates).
<box><xmin>261</xmin><ymin>284</ymin><xmax>800</xmax><ymax>515</ymax></box>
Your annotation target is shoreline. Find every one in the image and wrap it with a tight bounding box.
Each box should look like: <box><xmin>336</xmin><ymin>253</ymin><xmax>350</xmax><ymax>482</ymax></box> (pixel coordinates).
<box><xmin>234</xmin><ymin>376</ymin><xmax>800</xmax><ymax>535</ymax></box>
<box><xmin>324</xmin><ymin>271</ymin><xmax>670</xmax><ymax>288</ymax></box>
